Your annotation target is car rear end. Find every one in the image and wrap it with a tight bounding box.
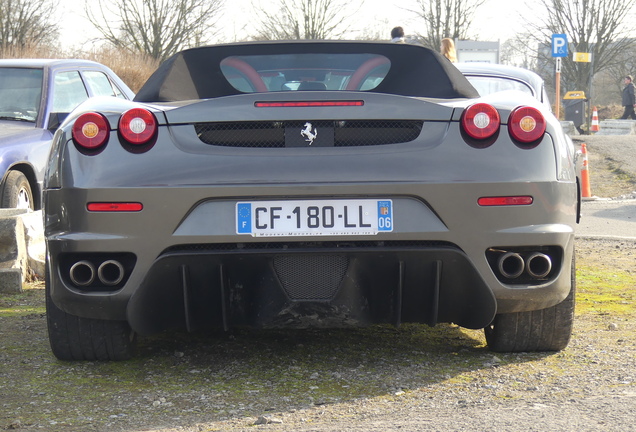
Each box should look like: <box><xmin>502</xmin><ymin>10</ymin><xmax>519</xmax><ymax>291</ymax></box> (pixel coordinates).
<box><xmin>44</xmin><ymin>42</ymin><xmax>578</xmax><ymax>359</ymax></box>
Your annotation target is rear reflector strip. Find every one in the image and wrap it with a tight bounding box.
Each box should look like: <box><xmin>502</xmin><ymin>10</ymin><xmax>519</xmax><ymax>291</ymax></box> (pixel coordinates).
<box><xmin>87</xmin><ymin>202</ymin><xmax>143</xmax><ymax>212</ymax></box>
<box><xmin>255</xmin><ymin>101</ymin><xmax>364</xmax><ymax>108</ymax></box>
<box><xmin>478</xmin><ymin>196</ymin><xmax>533</xmax><ymax>206</ymax></box>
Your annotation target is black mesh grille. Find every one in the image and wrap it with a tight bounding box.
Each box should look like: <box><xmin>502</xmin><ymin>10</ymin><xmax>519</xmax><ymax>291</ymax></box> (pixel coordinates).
<box><xmin>194</xmin><ymin>120</ymin><xmax>423</xmax><ymax>148</ymax></box>
<box><xmin>335</xmin><ymin>120</ymin><xmax>422</xmax><ymax>146</ymax></box>
<box><xmin>273</xmin><ymin>255</ymin><xmax>349</xmax><ymax>300</ymax></box>
<box><xmin>196</xmin><ymin>122</ymin><xmax>285</xmax><ymax>148</ymax></box>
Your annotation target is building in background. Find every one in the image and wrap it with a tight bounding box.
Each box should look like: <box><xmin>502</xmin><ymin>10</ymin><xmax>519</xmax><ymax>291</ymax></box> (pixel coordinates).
<box><xmin>456</xmin><ymin>40</ymin><xmax>500</xmax><ymax>63</ymax></box>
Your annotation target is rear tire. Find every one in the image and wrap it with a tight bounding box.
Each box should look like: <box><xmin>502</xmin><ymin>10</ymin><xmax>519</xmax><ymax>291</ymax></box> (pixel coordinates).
<box><xmin>46</xmin><ymin>265</ymin><xmax>136</xmax><ymax>361</ymax></box>
<box><xmin>484</xmin><ymin>254</ymin><xmax>575</xmax><ymax>352</ymax></box>
<box><xmin>0</xmin><ymin>171</ymin><xmax>34</xmax><ymax>210</ymax></box>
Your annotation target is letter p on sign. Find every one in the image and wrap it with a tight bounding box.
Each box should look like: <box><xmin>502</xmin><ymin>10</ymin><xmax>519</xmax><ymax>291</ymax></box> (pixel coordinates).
<box><xmin>552</xmin><ymin>34</ymin><xmax>568</xmax><ymax>57</ymax></box>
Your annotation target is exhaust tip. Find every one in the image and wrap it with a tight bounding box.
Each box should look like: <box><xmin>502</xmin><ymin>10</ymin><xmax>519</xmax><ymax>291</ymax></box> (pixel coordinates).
<box><xmin>498</xmin><ymin>252</ymin><xmax>525</xmax><ymax>279</ymax></box>
<box><xmin>526</xmin><ymin>253</ymin><xmax>552</xmax><ymax>278</ymax></box>
<box><xmin>69</xmin><ymin>260</ymin><xmax>96</xmax><ymax>286</ymax></box>
<box><xmin>98</xmin><ymin>260</ymin><xmax>125</xmax><ymax>286</ymax></box>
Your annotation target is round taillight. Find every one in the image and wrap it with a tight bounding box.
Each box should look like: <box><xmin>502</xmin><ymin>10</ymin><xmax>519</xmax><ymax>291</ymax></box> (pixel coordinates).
<box><xmin>461</xmin><ymin>103</ymin><xmax>500</xmax><ymax>140</ymax></box>
<box><xmin>508</xmin><ymin>106</ymin><xmax>546</xmax><ymax>144</ymax></box>
<box><xmin>72</xmin><ymin>112</ymin><xmax>110</xmax><ymax>149</ymax></box>
<box><xmin>119</xmin><ymin>108</ymin><xmax>157</xmax><ymax>145</ymax></box>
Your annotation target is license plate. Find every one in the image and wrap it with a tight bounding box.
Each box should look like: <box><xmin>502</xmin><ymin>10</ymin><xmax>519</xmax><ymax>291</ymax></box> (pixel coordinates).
<box><xmin>236</xmin><ymin>199</ymin><xmax>393</xmax><ymax>237</ymax></box>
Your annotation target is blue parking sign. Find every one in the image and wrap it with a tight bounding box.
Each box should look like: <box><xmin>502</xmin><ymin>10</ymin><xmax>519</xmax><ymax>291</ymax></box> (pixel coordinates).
<box><xmin>551</xmin><ymin>34</ymin><xmax>568</xmax><ymax>57</ymax></box>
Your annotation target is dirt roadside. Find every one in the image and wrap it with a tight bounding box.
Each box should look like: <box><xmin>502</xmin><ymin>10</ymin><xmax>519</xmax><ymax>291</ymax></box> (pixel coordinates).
<box><xmin>1</xmin><ymin>137</ymin><xmax>635</xmax><ymax>432</ymax></box>
<box><xmin>573</xmin><ymin>134</ymin><xmax>636</xmax><ymax>199</ymax></box>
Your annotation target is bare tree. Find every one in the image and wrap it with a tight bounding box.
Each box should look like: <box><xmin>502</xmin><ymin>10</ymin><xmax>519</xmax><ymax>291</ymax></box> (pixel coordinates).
<box><xmin>595</xmin><ymin>38</ymin><xmax>636</xmax><ymax>105</ymax></box>
<box><xmin>354</xmin><ymin>18</ymin><xmax>391</xmax><ymax>42</ymax></box>
<box><xmin>251</xmin><ymin>0</ymin><xmax>364</xmax><ymax>40</ymax></box>
<box><xmin>529</xmin><ymin>0</ymin><xmax>636</xmax><ymax>99</ymax></box>
<box><xmin>85</xmin><ymin>0</ymin><xmax>223</xmax><ymax>61</ymax></box>
<box><xmin>0</xmin><ymin>0</ymin><xmax>59</xmax><ymax>48</ymax></box>
<box><xmin>500</xmin><ymin>33</ymin><xmax>539</xmax><ymax>70</ymax></box>
<box><xmin>411</xmin><ymin>0</ymin><xmax>485</xmax><ymax>50</ymax></box>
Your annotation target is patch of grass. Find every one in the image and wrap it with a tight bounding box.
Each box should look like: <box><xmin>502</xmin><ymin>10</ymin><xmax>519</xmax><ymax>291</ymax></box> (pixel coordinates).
<box><xmin>576</xmin><ymin>264</ymin><xmax>636</xmax><ymax>315</ymax></box>
<box><xmin>606</xmin><ymin>157</ymin><xmax>636</xmax><ymax>184</ymax></box>
<box><xmin>587</xmin><ymin>153</ymin><xmax>636</xmax><ymax>197</ymax></box>
<box><xmin>0</xmin><ymin>306</ymin><xmax>45</xmax><ymax>317</ymax></box>
<box><xmin>0</xmin><ymin>286</ymin><xmax>46</xmax><ymax>317</ymax></box>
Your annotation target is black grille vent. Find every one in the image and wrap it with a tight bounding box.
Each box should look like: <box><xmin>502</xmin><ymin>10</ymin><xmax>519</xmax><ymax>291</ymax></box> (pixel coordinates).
<box><xmin>273</xmin><ymin>255</ymin><xmax>349</xmax><ymax>300</ymax></box>
<box><xmin>196</xmin><ymin>122</ymin><xmax>285</xmax><ymax>148</ymax></box>
<box><xmin>194</xmin><ymin>120</ymin><xmax>423</xmax><ymax>148</ymax></box>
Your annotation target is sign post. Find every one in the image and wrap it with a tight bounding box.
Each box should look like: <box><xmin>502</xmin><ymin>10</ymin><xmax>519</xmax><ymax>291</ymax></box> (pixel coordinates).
<box><xmin>551</xmin><ymin>34</ymin><xmax>568</xmax><ymax>119</ymax></box>
<box><xmin>573</xmin><ymin>51</ymin><xmax>593</xmax><ymax>129</ymax></box>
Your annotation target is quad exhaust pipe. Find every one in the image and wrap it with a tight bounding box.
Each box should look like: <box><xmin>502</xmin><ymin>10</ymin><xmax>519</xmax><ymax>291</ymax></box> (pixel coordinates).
<box><xmin>69</xmin><ymin>260</ymin><xmax>96</xmax><ymax>286</ymax></box>
<box><xmin>496</xmin><ymin>251</ymin><xmax>552</xmax><ymax>280</ymax></box>
<box><xmin>98</xmin><ymin>260</ymin><xmax>125</xmax><ymax>286</ymax></box>
<box><xmin>69</xmin><ymin>259</ymin><xmax>125</xmax><ymax>287</ymax></box>
<box><xmin>525</xmin><ymin>252</ymin><xmax>552</xmax><ymax>278</ymax></box>
<box><xmin>498</xmin><ymin>252</ymin><xmax>525</xmax><ymax>279</ymax></box>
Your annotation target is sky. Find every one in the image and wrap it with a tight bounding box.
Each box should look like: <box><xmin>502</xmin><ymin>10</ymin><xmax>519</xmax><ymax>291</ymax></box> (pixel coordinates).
<box><xmin>59</xmin><ymin>0</ymin><xmax>528</xmax><ymax>51</ymax></box>
<box><xmin>219</xmin><ymin>0</ymin><xmax>530</xmax><ymax>43</ymax></box>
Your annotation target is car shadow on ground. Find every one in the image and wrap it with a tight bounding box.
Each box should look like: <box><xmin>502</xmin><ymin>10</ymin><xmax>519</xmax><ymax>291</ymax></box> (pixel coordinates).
<box><xmin>127</xmin><ymin>323</ymin><xmax>551</xmax><ymax>409</ymax></box>
<box><xmin>1</xmin><ymin>289</ymin><xmax>554</xmax><ymax>431</ymax></box>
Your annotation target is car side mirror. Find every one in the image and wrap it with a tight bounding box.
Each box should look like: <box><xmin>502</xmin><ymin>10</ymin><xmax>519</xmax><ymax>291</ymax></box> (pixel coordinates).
<box><xmin>48</xmin><ymin>112</ymin><xmax>69</xmax><ymax>132</ymax></box>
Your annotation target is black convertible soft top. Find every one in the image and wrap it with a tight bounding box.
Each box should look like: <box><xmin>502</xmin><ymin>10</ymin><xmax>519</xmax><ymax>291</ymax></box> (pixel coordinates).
<box><xmin>135</xmin><ymin>41</ymin><xmax>478</xmax><ymax>102</ymax></box>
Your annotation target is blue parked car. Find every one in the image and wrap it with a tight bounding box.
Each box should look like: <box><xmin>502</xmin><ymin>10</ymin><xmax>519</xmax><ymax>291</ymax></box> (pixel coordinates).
<box><xmin>0</xmin><ymin>59</ymin><xmax>134</xmax><ymax>209</ymax></box>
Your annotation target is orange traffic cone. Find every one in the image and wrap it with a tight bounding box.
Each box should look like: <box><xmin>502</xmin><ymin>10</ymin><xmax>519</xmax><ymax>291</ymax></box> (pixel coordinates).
<box><xmin>580</xmin><ymin>143</ymin><xmax>592</xmax><ymax>198</ymax></box>
<box><xmin>590</xmin><ymin>106</ymin><xmax>600</xmax><ymax>132</ymax></box>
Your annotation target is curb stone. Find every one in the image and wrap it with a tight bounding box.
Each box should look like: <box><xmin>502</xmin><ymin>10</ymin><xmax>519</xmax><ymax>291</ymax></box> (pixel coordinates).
<box><xmin>0</xmin><ymin>209</ymin><xmax>45</xmax><ymax>293</ymax></box>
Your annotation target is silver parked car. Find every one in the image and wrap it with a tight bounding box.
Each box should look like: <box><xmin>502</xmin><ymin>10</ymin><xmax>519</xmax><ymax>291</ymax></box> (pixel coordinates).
<box><xmin>44</xmin><ymin>42</ymin><xmax>579</xmax><ymax>360</ymax></box>
<box><xmin>455</xmin><ymin>62</ymin><xmax>552</xmax><ymax>110</ymax></box>
<box><xmin>0</xmin><ymin>59</ymin><xmax>134</xmax><ymax>210</ymax></box>
<box><xmin>456</xmin><ymin>62</ymin><xmax>583</xmax><ymax>200</ymax></box>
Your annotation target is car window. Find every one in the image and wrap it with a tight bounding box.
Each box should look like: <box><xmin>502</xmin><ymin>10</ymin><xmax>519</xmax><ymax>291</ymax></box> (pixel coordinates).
<box><xmin>83</xmin><ymin>70</ymin><xmax>126</xmax><ymax>99</ymax></box>
<box><xmin>464</xmin><ymin>76</ymin><xmax>534</xmax><ymax>98</ymax></box>
<box><xmin>0</xmin><ymin>67</ymin><xmax>43</xmax><ymax>122</ymax></box>
<box><xmin>220</xmin><ymin>53</ymin><xmax>391</xmax><ymax>93</ymax></box>
<box><xmin>136</xmin><ymin>43</ymin><xmax>479</xmax><ymax>102</ymax></box>
<box><xmin>51</xmin><ymin>71</ymin><xmax>89</xmax><ymax>113</ymax></box>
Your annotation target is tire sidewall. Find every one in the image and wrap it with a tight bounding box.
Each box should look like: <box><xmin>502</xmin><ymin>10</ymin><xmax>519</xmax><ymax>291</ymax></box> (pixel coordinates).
<box><xmin>1</xmin><ymin>171</ymin><xmax>34</xmax><ymax>210</ymax></box>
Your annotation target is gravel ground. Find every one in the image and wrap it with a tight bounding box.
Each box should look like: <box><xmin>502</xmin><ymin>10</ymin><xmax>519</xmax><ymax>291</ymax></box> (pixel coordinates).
<box><xmin>1</xmin><ymin>136</ymin><xmax>635</xmax><ymax>432</ymax></box>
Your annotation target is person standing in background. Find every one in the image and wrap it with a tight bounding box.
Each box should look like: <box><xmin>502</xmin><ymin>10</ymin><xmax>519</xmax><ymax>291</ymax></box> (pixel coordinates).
<box><xmin>440</xmin><ymin>38</ymin><xmax>457</xmax><ymax>63</ymax></box>
<box><xmin>620</xmin><ymin>75</ymin><xmax>636</xmax><ymax>120</ymax></box>
<box><xmin>390</xmin><ymin>27</ymin><xmax>405</xmax><ymax>43</ymax></box>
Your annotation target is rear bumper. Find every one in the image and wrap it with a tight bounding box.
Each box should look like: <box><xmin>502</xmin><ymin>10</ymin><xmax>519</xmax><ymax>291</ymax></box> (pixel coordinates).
<box><xmin>124</xmin><ymin>242</ymin><xmax>497</xmax><ymax>335</ymax></box>
<box><xmin>45</xmin><ymin>179</ymin><xmax>576</xmax><ymax>334</ymax></box>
